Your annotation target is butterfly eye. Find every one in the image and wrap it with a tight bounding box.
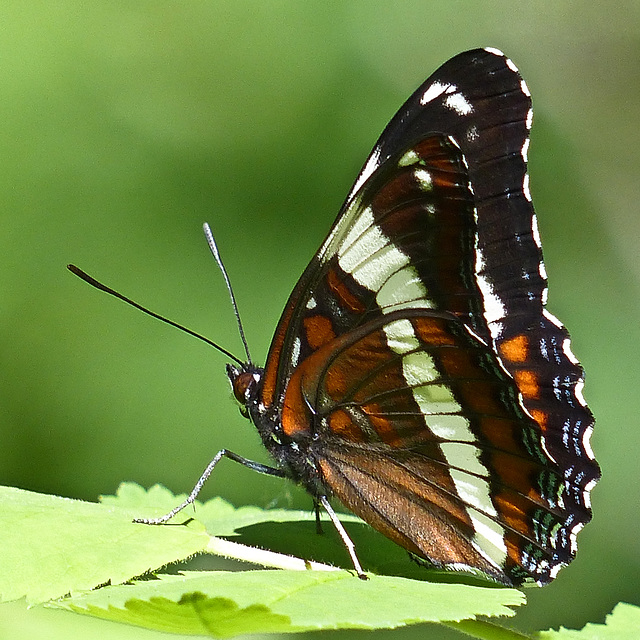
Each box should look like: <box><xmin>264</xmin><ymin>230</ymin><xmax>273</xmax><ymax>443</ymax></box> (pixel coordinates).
<box><xmin>230</xmin><ymin>370</ymin><xmax>257</xmax><ymax>405</ymax></box>
<box><xmin>225</xmin><ymin>363</ymin><xmax>252</xmax><ymax>417</ymax></box>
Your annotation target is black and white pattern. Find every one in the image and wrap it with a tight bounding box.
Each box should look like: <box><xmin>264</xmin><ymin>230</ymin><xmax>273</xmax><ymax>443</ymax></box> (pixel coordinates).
<box><xmin>226</xmin><ymin>48</ymin><xmax>599</xmax><ymax>585</ymax></box>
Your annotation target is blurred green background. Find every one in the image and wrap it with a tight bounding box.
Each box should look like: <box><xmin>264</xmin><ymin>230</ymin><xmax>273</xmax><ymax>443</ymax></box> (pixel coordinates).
<box><xmin>1</xmin><ymin>2</ymin><xmax>638</xmax><ymax>639</ymax></box>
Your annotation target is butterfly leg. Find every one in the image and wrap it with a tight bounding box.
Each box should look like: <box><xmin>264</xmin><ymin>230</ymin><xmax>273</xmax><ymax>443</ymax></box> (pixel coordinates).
<box><xmin>133</xmin><ymin>448</ymin><xmax>285</xmax><ymax>525</ymax></box>
<box><xmin>313</xmin><ymin>499</ymin><xmax>324</xmax><ymax>535</ymax></box>
<box><xmin>319</xmin><ymin>495</ymin><xmax>367</xmax><ymax>580</ymax></box>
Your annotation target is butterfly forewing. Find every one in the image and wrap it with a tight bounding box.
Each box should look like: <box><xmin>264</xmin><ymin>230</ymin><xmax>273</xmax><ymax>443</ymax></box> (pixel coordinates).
<box><xmin>250</xmin><ymin>48</ymin><xmax>598</xmax><ymax>586</ymax></box>
<box><xmin>263</xmin><ymin>49</ymin><xmax>538</xmax><ymax>405</ymax></box>
<box><xmin>262</xmin><ymin>133</ymin><xmax>483</xmax><ymax>407</ymax></box>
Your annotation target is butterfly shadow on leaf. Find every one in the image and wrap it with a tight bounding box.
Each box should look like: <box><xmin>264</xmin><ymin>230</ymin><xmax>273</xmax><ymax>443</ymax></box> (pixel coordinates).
<box><xmin>179</xmin><ymin>516</ymin><xmax>507</xmax><ymax>588</ymax></box>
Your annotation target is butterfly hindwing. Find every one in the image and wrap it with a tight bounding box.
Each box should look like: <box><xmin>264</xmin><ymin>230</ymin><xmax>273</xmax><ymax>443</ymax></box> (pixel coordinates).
<box><xmin>280</xmin><ymin>308</ymin><xmax>575</xmax><ymax>583</ymax></box>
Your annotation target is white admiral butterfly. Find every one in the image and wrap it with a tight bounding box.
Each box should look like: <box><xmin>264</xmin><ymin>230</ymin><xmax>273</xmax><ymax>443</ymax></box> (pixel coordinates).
<box><xmin>71</xmin><ymin>48</ymin><xmax>599</xmax><ymax>586</ymax></box>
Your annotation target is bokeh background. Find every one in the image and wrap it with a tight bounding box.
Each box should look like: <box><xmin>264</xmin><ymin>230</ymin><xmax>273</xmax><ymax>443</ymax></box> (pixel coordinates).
<box><xmin>1</xmin><ymin>2</ymin><xmax>638</xmax><ymax>638</ymax></box>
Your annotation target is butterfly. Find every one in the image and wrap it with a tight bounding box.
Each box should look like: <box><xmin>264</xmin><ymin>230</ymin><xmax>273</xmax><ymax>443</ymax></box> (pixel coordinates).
<box><xmin>71</xmin><ymin>47</ymin><xmax>599</xmax><ymax>586</ymax></box>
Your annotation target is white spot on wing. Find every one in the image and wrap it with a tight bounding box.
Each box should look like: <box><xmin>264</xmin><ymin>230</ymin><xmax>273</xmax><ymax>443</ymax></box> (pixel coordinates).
<box><xmin>399</xmin><ymin>149</ymin><xmax>420</xmax><ymax>166</ymax></box>
<box><xmin>349</xmin><ymin>243</ymin><xmax>410</xmax><ymax>292</ymax></box>
<box><xmin>521</xmin><ymin>137</ymin><xmax>530</xmax><ymax>162</ymax></box>
<box><xmin>339</xmin><ymin>206</ymin><xmax>378</xmax><ymax>258</ymax></box>
<box><xmin>543</xmin><ymin>308</ymin><xmax>564</xmax><ymax>328</ymax></box>
<box><xmin>426</xmin><ymin>414</ymin><xmax>475</xmax><ymax>442</ymax></box>
<box><xmin>520</xmin><ymin>79</ymin><xmax>531</xmax><ymax>97</ymax></box>
<box><xmin>444</xmin><ymin>447</ymin><xmax>491</xmax><ymax>489</ymax></box>
<box><xmin>306</xmin><ymin>297</ymin><xmax>317</xmax><ymax>310</ymax></box>
<box><xmin>484</xmin><ymin>47</ymin><xmax>505</xmax><ymax>57</ymax></box>
<box><xmin>583</xmin><ymin>475</ymin><xmax>598</xmax><ymax>507</ymax></box>
<box><xmin>409</xmin><ymin>378</ymin><xmax>466</xmax><ymax>424</ymax></box>
<box><xmin>469</xmin><ymin>510</ymin><xmax>508</xmax><ymax>568</ymax></box>
<box><xmin>526</xmin><ymin>108</ymin><xmax>533</xmax><ymax>130</ymax></box>
<box><xmin>539</xmin><ymin>261</ymin><xmax>548</xmax><ymax>280</ymax></box>
<box><xmin>376</xmin><ymin>268</ymin><xmax>430</xmax><ymax>311</ymax></box>
<box><xmin>291</xmin><ymin>336</ymin><xmax>301</xmax><ymax>366</ymax></box>
<box><xmin>562</xmin><ymin>337</ymin><xmax>579</xmax><ymax>365</ymax></box>
<box><xmin>548</xmin><ymin>562</ymin><xmax>565</xmax><ymax>582</ymax></box>
<box><xmin>531</xmin><ymin>214</ymin><xmax>542</xmax><ymax>248</ymax></box>
<box><xmin>420</xmin><ymin>81</ymin><xmax>449</xmax><ymax>105</ymax></box>
<box><xmin>450</xmin><ymin>476</ymin><xmax>498</xmax><ymax>526</ymax></box>
<box><xmin>338</xmin><ymin>208</ymin><xmax>423</xmax><ymax>296</ymax></box>
<box><xmin>382</xmin><ymin>318</ymin><xmax>419</xmax><ymax>354</ymax></box>
<box><xmin>523</xmin><ymin>173</ymin><xmax>532</xmax><ymax>201</ymax></box>
<box><xmin>568</xmin><ymin>522</ymin><xmax>584</xmax><ymax>553</ymax></box>
<box><xmin>444</xmin><ymin>92</ymin><xmax>474</xmax><ymax>115</ymax></box>
<box><xmin>476</xmin><ymin>271</ymin><xmax>506</xmax><ymax>330</ymax></box>
<box><xmin>414</xmin><ymin>168</ymin><xmax>433</xmax><ymax>190</ymax></box>
<box><xmin>402</xmin><ymin>350</ymin><xmax>439</xmax><ymax>385</ymax></box>
<box><xmin>349</xmin><ymin>147</ymin><xmax>381</xmax><ymax>204</ymax></box>
<box><xmin>574</xmin><ymin>378</ymin><xmax>588</xmax><ymax>408</ymax></box>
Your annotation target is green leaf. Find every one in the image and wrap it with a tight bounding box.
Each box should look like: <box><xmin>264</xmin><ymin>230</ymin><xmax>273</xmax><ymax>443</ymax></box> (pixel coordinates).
<box><xmin>0</xmin><ymin>484</ymin><xmax>209</xmax><ymax>604</ymax></box>
<box><xmin>56</xmin><ymin>570</ymin><xmax>525</xmax><ymax>637</ymax></box>
<box><xmin>538</xmin><ymin>602</ymin><xmax>640</xmax><ymax>639</ymax></box>
<box><xmin>1</xmin><ymin>482</ymin><xmax>352</xmax><ymax>604</ymax></box>
<box><xmin>3</xmin><ymin>482</ymin><xmax>528</xmax><ymax>637</ymax></box>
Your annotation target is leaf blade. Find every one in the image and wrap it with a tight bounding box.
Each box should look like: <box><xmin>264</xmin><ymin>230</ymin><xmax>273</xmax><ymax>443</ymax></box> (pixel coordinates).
<box><xmin>57</xmin><ymin>570</ymin><xmax>525</xmax><ymax>637</ymax></box>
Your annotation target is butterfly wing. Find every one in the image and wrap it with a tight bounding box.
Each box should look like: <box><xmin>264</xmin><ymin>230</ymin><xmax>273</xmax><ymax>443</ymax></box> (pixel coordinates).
<box><xmin>282</xmin><ymin>307</ymin><xmax>585</xmax><ymax>584</ymax></box>
<box><xmin>262</xmin><ymin>47</ymin><xmax>538</xmax><ymax>402</ymax></box>
<box><xmin>257</xmin><ymin>48</ymin><xmax>599</xmax><ymax>585</ymax></box>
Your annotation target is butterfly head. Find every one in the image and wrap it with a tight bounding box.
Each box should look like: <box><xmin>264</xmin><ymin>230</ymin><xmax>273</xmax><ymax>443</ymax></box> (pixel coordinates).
<box><xmin>226</xmin><ymin>363</ymin><xmax>262</xmax><ymax>417</ymax></box>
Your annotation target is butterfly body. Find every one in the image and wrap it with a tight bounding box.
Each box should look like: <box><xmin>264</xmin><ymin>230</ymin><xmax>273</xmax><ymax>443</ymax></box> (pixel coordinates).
<box><xmin>224</xmin><ymin>48</ymin><xmax>599</xmax><ymax>586</ymax></box>
<box><xmin>228</xmin><ymin>362</ymin><xmax>325</xmax><ymax>494</ymax></box>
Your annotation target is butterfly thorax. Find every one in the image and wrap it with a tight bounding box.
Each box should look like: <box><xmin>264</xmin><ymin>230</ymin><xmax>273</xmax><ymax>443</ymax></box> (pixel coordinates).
<box><xmin>226</xmin><ymin>362</ymin><xmax>327</xmax><ymax>496</ymax></box>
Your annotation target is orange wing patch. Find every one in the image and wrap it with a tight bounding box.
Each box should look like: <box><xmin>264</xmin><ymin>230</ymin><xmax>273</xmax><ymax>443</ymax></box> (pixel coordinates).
<box><xmin>326</xmin><ymin>268</ymin><xmax>367</xmax><ymax>313</ymax></box>
<box><xmin>329</xmin><ymin>409</ymin><xmax>365</xmax><ymax>442</ymax></box>
<box><xmin>303</xmin><ymin>315</ymin><xmax>336</xmax><ymax>350</ymax></box>
<box><xmin>363</xmin><ymin>402</ymin><xmax>404</xmax><ymax>447</ymax></box>
<box><xmin>412</xmin><ymin>316</ymin><xmax>458</xmax><ymax>346</ymax></box>
<box><xmin>499</xmin><ymin>334</ymin><xmax>529</xmax><ymax>363</ymax></box>
<box><xmin>529</xmin><ymin>408</ymin><xmax>548</xmax><ymax>431</ymax></box>
<box><xmin>513</xmin><ymin>369</ymin><xmax>540</xmax><ymax>400</ymax></box>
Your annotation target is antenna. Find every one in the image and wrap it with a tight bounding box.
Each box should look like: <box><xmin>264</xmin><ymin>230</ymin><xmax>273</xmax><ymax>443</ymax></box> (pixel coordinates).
<box><xmin>203</xmin><ymin>223</ymin><xmax>252</xmax><ymax>365</ymax></box>
<box><xmin>67</xmin><ymin>264</ymin><xmax>245</xmax><ymax>367</ymax></box>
